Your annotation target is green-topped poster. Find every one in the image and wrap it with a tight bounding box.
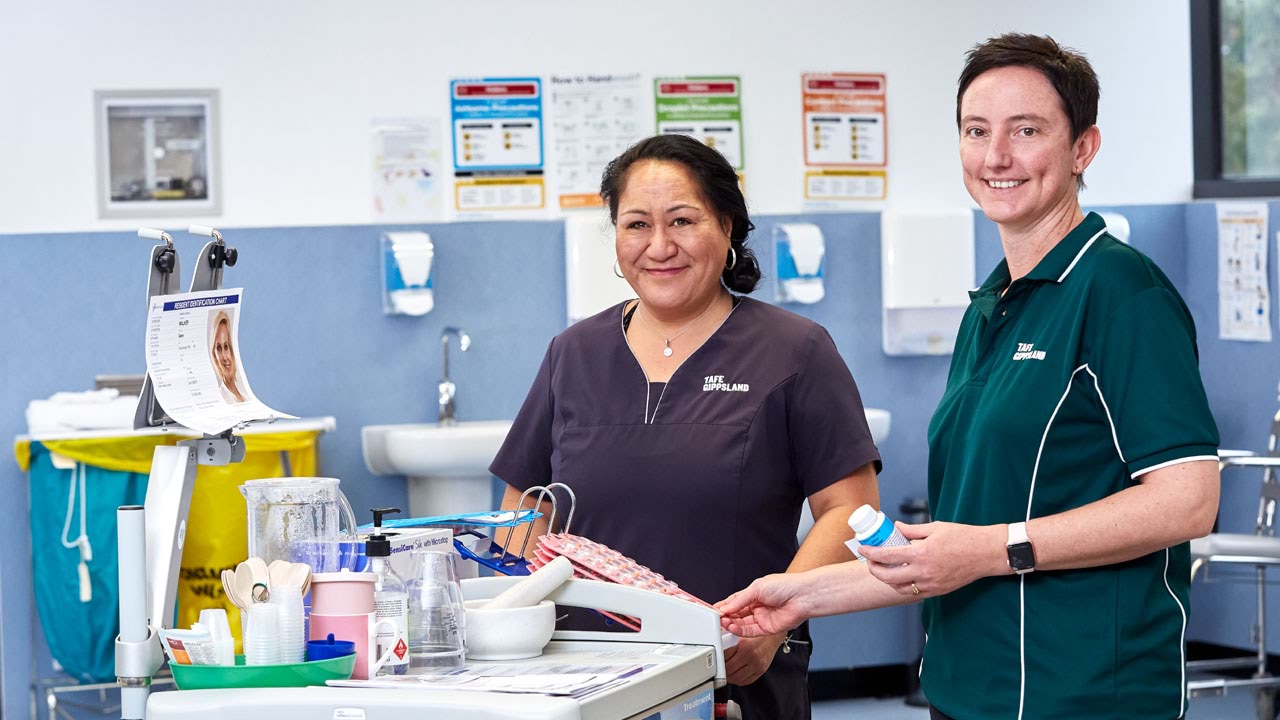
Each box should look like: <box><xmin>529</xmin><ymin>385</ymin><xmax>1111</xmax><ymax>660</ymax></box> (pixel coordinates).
<box><xmin>654</xmin><ymin>76</ymin><xmax>743</xmax><ymax>172</ymax></box>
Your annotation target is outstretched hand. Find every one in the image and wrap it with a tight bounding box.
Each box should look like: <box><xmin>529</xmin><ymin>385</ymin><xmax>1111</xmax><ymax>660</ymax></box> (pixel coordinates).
<box><xmin>715</xmin><ymin>573</ymin><xmax>808</xmax><ymax>638</ymax></box>
<box><xmin>858</xmin><ymin>521</ymin><xmax>1005</xmax><ymax>597</ymax></box>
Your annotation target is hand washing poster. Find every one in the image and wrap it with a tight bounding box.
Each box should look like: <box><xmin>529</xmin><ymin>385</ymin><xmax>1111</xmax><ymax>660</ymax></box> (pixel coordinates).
<box><xmin>145</xmin><ymin>288</ymin><xmax>295</xmax><ymax>434</ymax></box>
<box><xmin>1217</xmin><ymin>202</ymin><xmax>1272</xmax><ymax>342</ymax></box>
<box><xmin>548</xmin><ymin>73</ymin><xmax>647</xmax><ymax>210</ymax></box>
<box><xmin>450</xmin><ymin>77</ymin><xmax>546</xmax><ymax>213</ymax></box>
<box><xmin>370</xmin><ymin>117</ymin><xmax>444</xmax><ymax>221</ymax></box>
<box><xmin>801</xmin><ymin>73</ymin><xmax>888</xmax><ymax>204</ymax></box>
<box><xmin>654</xmin><ymin>76</ymin><xmax>744</xmax><ymax>175</ymax></box>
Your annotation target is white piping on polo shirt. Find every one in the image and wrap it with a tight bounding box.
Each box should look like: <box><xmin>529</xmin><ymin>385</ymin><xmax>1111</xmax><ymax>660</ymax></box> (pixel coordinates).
<box><xmin>1083</xmin><ymin>365</ymin><xmax>1188</xmax><ymax>720</ymax></box>
<box><xmin>1022</xmin><ymin>364</ymin><xmax>1190</xmax><ymax>719</ymax></box>
<box><xmin>1133</xmin><ymin>454</ymin><xmax>1220</xmax><ymax>478</ymax></box>
<box><xmin>1057</xmin><ymin>227</ymin><xmax>1108</xmax><ymax>282</ymax></box>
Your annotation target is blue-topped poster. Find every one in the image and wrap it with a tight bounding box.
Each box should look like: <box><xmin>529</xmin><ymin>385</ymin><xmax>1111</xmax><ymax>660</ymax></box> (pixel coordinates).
<box><xmin>449</xmin><ymin>77</ymin><xmax>546</xmax><ymax>212</ymax></box>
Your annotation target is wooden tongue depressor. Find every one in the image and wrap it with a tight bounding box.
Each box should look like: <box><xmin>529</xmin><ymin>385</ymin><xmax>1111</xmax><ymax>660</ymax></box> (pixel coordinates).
<box><xmin>483</xmin><ymin>555</ymin><xmax>573</xmax><ymax>610</ymax></box>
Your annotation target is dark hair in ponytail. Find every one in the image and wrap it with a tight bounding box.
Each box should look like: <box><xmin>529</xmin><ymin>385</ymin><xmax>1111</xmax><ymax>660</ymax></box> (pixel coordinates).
<box><xmin>600</xmin><ymin>134</ymin><xmax>761</xmax><ymax>293</ymax></box>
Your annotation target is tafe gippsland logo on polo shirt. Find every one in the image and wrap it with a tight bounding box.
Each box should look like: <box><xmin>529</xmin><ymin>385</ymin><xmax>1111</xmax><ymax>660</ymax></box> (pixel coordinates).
<box><xmin>703</xmin><ymin>374</ymin><xmax>750</xmax><ymax>392</ymax></box>
<box><xmin>1011</xmin><ymin>342</ymin><xmax>1047</xmax><ymax>361</ymax></box>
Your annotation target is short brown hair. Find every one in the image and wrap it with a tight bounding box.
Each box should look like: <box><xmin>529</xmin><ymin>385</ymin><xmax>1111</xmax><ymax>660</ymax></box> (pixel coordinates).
<box><xmin>957</xmin><ymin>33</ymin><xmax>1100</xmax><ymax>190</ymax></box>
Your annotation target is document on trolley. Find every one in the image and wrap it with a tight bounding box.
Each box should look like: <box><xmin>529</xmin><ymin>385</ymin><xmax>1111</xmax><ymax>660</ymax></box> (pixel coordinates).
<box><xmin>327</xmin><ymin>662</ymin><xmax>654</xmax><ymax>698</ymax></box>
<box><xmin>144</xmin><ymin>288</ymin><xmax>295</xmax><ymax>435</ymax></box>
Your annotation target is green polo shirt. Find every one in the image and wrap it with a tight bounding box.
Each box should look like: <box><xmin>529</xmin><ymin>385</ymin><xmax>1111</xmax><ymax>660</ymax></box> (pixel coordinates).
<box><xmin>920</xmin><ymin>212</ymin><xmax>1219</xmax><ymax>720</ymax></box>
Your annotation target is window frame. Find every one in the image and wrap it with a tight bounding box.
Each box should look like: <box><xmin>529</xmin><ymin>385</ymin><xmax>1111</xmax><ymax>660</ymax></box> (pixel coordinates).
<box><xmin>1191</xmin><ymin>0</ymin><xmax>1280</xmax><ymax>198</ymax></box>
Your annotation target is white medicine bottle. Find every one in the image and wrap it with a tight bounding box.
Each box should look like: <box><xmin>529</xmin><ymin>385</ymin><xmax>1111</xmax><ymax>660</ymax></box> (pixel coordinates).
<box><xmin>846</xmin><ymin>504</ymin><xmax>910</xmax><ymax>559</ymax></box>
<box><xmin>367</xmin><ymin>508</ymin><xmax>410</xmax><ymax>676</ymax></box>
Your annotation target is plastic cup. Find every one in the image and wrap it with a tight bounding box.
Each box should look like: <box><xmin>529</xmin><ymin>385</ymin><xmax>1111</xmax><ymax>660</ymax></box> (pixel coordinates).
<box><xmin>245</xmin><ymin>603</ymin><xmax>280</xmax><ymax>666</ymax></box>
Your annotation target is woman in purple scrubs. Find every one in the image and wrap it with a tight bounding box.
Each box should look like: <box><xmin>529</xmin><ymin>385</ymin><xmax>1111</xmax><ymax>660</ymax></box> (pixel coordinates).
<box><xmin>490</xmin><ymin>134</ymin><xmax>882</xmax><ymax>719</ymax></box>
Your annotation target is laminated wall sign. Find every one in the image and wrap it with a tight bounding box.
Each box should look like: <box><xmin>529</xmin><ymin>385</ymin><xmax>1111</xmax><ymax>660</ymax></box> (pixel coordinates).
<box><xmin>450</xmin><ymin>77</ymin><xmax>546</xmax><ymax>213</ymax></box>
<box><xmin>801</xmin><ymin>73</ymin><xmax>888</xmax><ymax>204</ymax></box>
<box><xmin>549</xmin><ymin>73</ymin><xmax>647</xmax><ymax>210</ymax></box>
<box><xmin>654</xmin><ymin>76</ymin><xmax>744</xmax><ymax>175</ymax></box>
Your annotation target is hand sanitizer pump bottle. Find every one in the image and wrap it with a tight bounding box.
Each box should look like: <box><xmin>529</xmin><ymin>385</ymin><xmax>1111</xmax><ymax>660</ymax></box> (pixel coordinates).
<box><xmin>368</xmin><ymin>508</ymin><xmax>410</xmax><ymax>675</ymax></box>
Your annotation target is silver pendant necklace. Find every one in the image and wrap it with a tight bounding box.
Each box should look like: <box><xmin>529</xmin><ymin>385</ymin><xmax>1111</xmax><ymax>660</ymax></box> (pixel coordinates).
<box><xmin>636</xmin><ymin>298</ymin><xmax>722</xmax><ymax>357</ymax></box>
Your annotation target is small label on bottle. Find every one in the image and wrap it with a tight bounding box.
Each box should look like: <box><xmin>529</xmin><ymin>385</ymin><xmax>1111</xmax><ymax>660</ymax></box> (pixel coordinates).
<box><xmin>374</xmin><ymin>594</ymin><xmax>410</xmax><ymax>669</ymax></box>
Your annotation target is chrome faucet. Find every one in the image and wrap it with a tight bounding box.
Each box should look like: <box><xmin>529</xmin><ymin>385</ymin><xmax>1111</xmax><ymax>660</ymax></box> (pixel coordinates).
<box><xmin>439</xmin><ymin>327</ymin><xmax>470</xmax><ymax>425</ymax></box>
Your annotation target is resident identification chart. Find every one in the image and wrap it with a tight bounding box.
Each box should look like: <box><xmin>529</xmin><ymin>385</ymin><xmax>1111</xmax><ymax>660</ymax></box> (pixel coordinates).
<box><xmin>145</xmin><ymin>288</ymin><xmax>295</xmax><ymax>434</ymax></box>
<box><xmin>1217</xmin><ymin>202</ymin><xmax>1272</xmax><ymax>342</ymax></box>
<box><xmin>549</xmin><ymin>73</ymin><xmax>646</xmax><ymax>209</ymax></box>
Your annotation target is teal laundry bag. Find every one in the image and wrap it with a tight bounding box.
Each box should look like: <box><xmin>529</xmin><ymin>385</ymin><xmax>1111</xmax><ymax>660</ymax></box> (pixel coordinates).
<box><xmin>28</xmin><ymin>443</ymin><xmax>147</xmax><ymax>683</ymax></box>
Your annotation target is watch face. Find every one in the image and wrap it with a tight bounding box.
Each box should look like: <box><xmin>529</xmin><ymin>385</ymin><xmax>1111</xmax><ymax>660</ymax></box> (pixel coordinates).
<box><xmin>1008</xmin><ymin>542</ymin><xmax>1036</xmax><ymax>571</ymax></box>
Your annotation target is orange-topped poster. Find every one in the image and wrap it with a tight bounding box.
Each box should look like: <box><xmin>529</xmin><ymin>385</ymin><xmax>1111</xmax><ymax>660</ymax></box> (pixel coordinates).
<box><xmin>802</xmin><ymin>73</ymin><xmax>886</xmax><ymax>167</ymax></box>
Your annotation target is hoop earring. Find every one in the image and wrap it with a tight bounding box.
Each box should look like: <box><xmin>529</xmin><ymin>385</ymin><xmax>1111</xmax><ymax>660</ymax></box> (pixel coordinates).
<box><xmin>613</xmin><ymin>260</ymin><xmax>625</xmax><ymax>279</ymax></box>
<box><xmin>725</xmin><ymin>246</ymin><xmax>737</xmax><ymax>270</ymax></box>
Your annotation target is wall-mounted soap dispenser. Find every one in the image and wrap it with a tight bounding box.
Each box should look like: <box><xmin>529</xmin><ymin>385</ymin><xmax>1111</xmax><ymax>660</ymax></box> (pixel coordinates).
<box><xmin>774</xmin><ymin>223</ymin><xmax>825</xmax><ymax>304</ymax></box>
<box><xmin>565</xmin><ymin>210</ymin><xmax>634</xmax><ymax>325</ymax></box>
<box><xmin>382</xmin><ymin>231</ymin><xmax>435</xmax><ymax>316</ymax></box>
<box><xmin>881</xmin><ymin>209</ymin><xmax>974</xmax><ymax>356</ymax></box>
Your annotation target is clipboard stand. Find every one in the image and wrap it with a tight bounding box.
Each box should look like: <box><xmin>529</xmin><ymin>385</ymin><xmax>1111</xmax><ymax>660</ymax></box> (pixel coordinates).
<box><xmin>118</xmin><ymin>225</ymin><xmax>248</xmax><ymax>719</ymax></box>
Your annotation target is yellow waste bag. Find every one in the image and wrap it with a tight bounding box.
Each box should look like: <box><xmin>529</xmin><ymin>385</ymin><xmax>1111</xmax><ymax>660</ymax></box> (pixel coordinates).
<box><xmin>16</xmin><ymin>430</ymin><xmax>322</xmax><ymax>653</ymax></box>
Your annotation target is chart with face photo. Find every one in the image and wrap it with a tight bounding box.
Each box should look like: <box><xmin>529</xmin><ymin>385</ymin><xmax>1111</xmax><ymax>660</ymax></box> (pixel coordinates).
<box><xmin>145</xmin><ymin>288</ymin><xmax>295</xmax><ymax>434</ymax></box>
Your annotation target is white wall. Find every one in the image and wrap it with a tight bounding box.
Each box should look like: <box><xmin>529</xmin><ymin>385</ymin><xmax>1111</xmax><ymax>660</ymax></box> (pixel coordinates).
<box><xmin>0</xmin><ymin>0</ymin><xmax>1192</xmax><ymax>234</ymax></box>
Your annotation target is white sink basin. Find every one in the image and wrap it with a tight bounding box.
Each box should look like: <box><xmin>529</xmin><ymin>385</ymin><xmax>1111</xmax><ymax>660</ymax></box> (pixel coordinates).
<box><xmin>363</xmin><ymin>420</ymin><xmax>512</xmax><ymax>478</ymax></box>
<box><xmin>362</xmin><ymin>420</ymin><xmax>513</xmax><ymax>517</ymax></box>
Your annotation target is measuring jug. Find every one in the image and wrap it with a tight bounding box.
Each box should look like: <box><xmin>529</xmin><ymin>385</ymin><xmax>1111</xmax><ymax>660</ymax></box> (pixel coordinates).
<box><xmin>239</xmin><ymin>477</ymin><xmax>358</xmax><ymax>572</ymax></box>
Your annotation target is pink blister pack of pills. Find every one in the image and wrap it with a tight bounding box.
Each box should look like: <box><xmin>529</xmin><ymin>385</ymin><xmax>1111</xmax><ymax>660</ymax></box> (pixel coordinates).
<box><xmin>528</xmin><ymin>533</ymin><xmax>714</xmax><ymax>631</ymax></box>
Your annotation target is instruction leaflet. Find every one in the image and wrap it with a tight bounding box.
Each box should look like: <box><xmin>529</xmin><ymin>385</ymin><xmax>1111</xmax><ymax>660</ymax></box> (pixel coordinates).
<box><xmin>801</xmin><ymin>73</ymin><xmax>888</xmax><ymax>204</ymax></box>
<box><xmin>450</xmin><ymin>77</ymin><xmax>546</xmax><ymax>213</ymax></box>
<box><xmin>144</xmin><ymin>288</ymin><xmax>295</xmax><ymax>435</ymax></box>
<box><xmin>371</xmin><ymin>117</ymin><xmax>445</xmax><ymax>221</ymax></box>
<box><xmin>549</xmin><ymin>73</ymin><xmax>647</xmax><ymax>209</ymax></box>
<box><xmin>1217</xmin><ymin>202</ymin><xmax>1272</xmax><ymax>342</ymax></box>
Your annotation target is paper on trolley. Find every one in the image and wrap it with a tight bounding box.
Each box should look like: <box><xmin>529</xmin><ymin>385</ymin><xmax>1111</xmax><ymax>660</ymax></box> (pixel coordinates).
<box><xmin>144</xmin><ymin>288</ymin><xmax>295</xmax><ymax>435</ymax></box>
<box><xmin>328</xmin><ymin>662</ymin><xmax>653</xmax><ymax>699</ymax></box>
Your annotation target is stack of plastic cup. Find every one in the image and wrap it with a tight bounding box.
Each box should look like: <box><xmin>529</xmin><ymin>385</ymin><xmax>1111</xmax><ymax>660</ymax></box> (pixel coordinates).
<box><xmin>245</xmin><ymin>603</ymin><xmax>281</xmax><ymax>665</ymax></box>
<box><xmin>271</xmin><ymin>585</ymin><xmax>306</xmax><ymax>663</ymax></box>
<box><xmin>198</xmin><ymin>608</ymin><xmax>236</xmax><ymax>666</ymax></box>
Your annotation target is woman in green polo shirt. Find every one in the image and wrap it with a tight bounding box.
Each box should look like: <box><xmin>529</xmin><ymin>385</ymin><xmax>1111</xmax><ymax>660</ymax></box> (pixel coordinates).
<box><xmin>717</xmin><ymin>33</ymin><xmax>1220</xmax><ymax>720</ymax></box>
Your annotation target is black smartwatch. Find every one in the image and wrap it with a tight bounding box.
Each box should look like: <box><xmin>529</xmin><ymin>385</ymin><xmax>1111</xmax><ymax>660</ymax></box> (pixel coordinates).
<box><xmin>1007</xmin><ymin>521</ymin><xmax>1036</xmax><ymax>574</ymax></box>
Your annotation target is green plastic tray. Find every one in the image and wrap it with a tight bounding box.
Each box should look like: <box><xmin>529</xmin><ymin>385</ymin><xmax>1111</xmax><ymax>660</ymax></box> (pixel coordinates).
<box><xmin>170</xmin><ymin>654</ymin><xmax>356</xmax><ymax>690</ymax></box>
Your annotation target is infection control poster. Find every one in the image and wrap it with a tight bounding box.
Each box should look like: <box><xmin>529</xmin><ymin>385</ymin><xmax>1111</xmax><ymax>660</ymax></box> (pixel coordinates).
<box><xmin>145</xmin><ymin>289</ymin><xmax>295</xmax><ymax>435</ymax></box>
<box><xmin>654</xmin><ymin>76</ymin><xmax>744</xmax><ymax>172</ymax></box>
<box><xmin>549</xmin><ymin>73</ymin><xmax>647</xmax><ymax>210</ymax></box>
<box><xmin>801</xmin><ymin>73</ymin><xmax>888</xmax><ymax>204</ymax></box>
<box><xmin>1217</xmin><ymin>202</ymin><xmax>1271</xmax><ymax>342</ymax></box>
<box><xmin>450</xmin><ymin>77</ymin><xmax>545</xmax><ymax>213</ymax></box>
<box><xmin>371</xmin><ymin>117</ymin><xmax>444</xmax><ymax>221</ymax></box>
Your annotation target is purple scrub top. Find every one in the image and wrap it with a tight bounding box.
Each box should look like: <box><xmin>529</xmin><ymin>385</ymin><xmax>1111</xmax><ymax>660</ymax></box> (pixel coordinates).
<box><xmin>491</xmin><ymin>296</ymin><xmax>881</xmax><ymax>606</ymax></box>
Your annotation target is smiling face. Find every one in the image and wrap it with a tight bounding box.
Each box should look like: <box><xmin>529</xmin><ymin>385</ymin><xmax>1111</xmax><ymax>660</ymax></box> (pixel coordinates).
<box><xmin>958</xmin><ymin>65</ymin><xmax>1099</xmax><ymax>233</ymax></box>
<box><xmin>615</xmin><ymin>160</ymin><xmax>732</xmax><ymax>317</ymax></box>
<box><xmin>212</xmin><ymin>320</ymin><xmax>236</xmax><ymax>385</ymax></box>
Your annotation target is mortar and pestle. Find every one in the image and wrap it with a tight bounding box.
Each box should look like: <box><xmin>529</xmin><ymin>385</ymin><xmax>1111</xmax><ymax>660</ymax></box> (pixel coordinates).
<box><xmin>464</xmin><ymin>556</ymin><xmax>573</xmax><ymax>660</ymax></box>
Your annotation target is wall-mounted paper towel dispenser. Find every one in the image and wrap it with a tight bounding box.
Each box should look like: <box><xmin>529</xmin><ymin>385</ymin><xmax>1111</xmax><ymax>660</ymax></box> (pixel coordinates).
<box><xmin>881</xmin><ymin>209</ymin><xmax>975</xmax><ymax>356</ymax></box>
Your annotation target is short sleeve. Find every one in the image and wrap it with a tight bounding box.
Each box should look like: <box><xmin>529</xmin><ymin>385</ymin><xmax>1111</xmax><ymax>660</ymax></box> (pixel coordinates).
<box><xmin>1091</xmin><ymin>287</ymin><xmax>1220</xmax><ymax>476</ymax></box>
<box><xmin>489</xmin><ymin>341</ymin><xmax>555</xmax><ymax>490</ymax></box>
<box><xmin>789</xmin><ymin>326</ymin><xmax>883</xmax><ymax>496</ymax></box>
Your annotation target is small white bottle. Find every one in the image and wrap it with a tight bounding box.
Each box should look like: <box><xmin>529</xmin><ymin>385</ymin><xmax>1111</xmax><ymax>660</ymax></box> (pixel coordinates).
<box><xmin>845</xmin><ymin>504</ymin><xmax>910</xmax><ymax>560</ymax></box>
<box><xmin>367</xmin><ymin>508</ymin><xmax>410</xmax><ymax>676</ymax></box>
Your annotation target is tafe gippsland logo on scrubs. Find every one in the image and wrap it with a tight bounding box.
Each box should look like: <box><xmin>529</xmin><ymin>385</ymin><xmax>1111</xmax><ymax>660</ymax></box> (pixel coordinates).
<box><xmin>1012</xmin><ymin>342</ymin><xmax>1047</xmax><ymax>361</ymax></box>
<box><xmin>703</xmin><ymin>374</ymin><xmax>750</xmax><ymax>392</ymax></box>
